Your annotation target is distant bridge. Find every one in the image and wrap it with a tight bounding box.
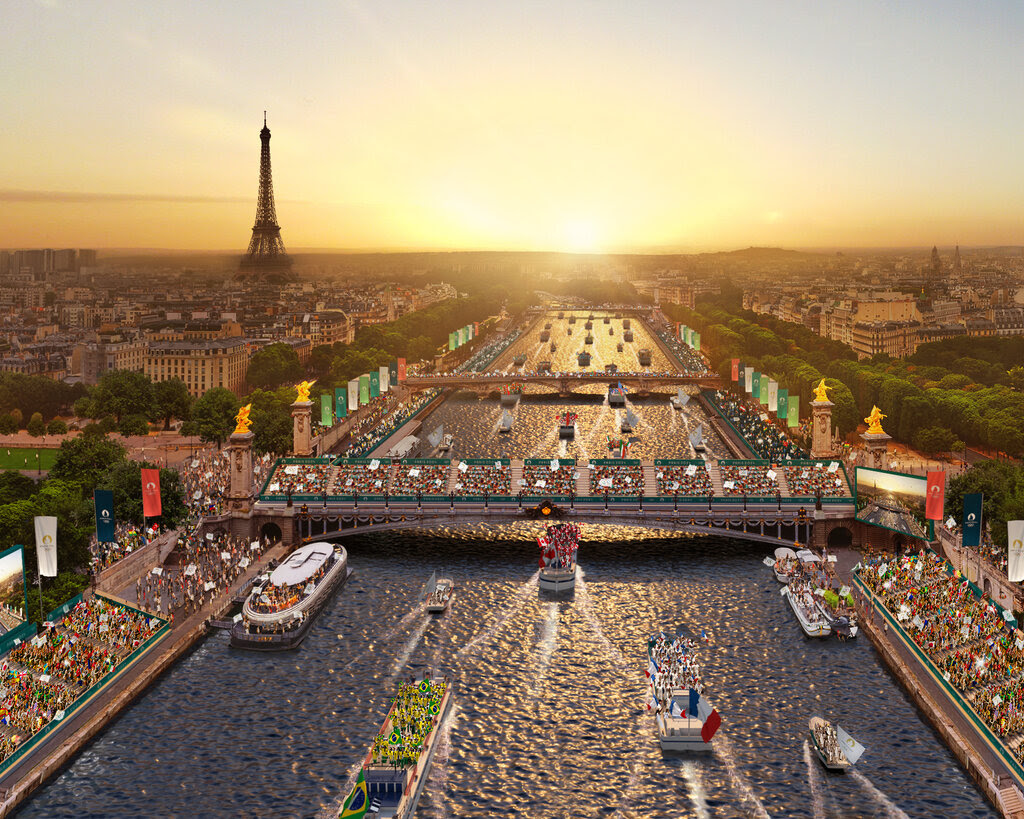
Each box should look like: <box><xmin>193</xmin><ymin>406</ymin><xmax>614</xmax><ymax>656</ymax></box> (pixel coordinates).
<box><xmin>402</xmin><ymin>372</ymin><xmax>723</xmax><ymax>393</ymax></box>
<box><xmin>245</xmin><ymin>496</ymin><xmax>855</xmax><ymax>551</ymax></box>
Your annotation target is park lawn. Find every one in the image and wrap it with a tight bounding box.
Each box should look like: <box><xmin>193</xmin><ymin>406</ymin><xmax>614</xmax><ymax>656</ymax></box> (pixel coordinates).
<box><xmin>0</xmin><ymin>447</ymin><xmax>59</xmax><ymax>471</ymax></box>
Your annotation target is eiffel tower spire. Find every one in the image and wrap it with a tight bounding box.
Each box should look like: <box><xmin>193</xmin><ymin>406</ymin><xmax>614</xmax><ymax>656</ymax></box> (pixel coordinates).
<box><xmin>237</xmin><ymin>114</ymin><xmax>295</xmax><ymax>282</ymax></box>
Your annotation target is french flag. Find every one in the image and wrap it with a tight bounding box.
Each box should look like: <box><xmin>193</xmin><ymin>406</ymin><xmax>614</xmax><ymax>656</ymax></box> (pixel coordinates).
<box><xmin>645</xmin><ymin>694</ymin><xmax>658</xmax><ymax>713</ymax></box>
<box><xmin>669</xmin><ymin>699</ymin><xmax>686</xmax><ymax>719</ymax></box>
<box><xmin>688</xmin><ymin>689</ymin><xmax>721</xmax><ymax>742</ymax></box>
<box><xmin>646</xmin><ymin>657</ymin><xmax>658</xmax><ymax>679</ymax></box>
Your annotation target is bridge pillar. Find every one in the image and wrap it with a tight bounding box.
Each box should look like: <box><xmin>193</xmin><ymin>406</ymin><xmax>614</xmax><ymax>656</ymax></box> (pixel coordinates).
<box><xmin>811</xmin><ymin>398</ymin><xmax>835</xmax><ymax>458</ymax></box>
<box><xmin>291</xmin><ymin>399</ymin><xmax>313</xmax><ymax>456</ymax></box>
<box><xmin>226</xmin><ymin>429</ymin><xmax>255</xmax><ymax>513</ymax></box>
<box><xmin>861</xmin><ymin>429</ymin><xmax>891</xmax><ymax>471</ymax></box>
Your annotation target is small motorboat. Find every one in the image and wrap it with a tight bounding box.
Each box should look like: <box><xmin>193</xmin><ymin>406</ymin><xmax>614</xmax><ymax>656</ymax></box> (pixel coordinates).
<box><xmin>425</xmin><ymin>572</ymin><xmax>454</xmax><ymax>613</ymax></box>
<box><xmin>808</xmin><ymin>717</ymin><xmax>863</xmax><ymax>771</ymax></box>
<box><xmin>772</xmin><ymin>547</ymin><xmax>798</xmax><ymax>584</ymax></box>
<box><xmin>782</xmin><ymin>584</ymin><xmax>832</xmax><ymax>638</ymax></box>
<box><xmin>438</xmin><ymin>433</ymin><xmax>454</xmax><ymax>453</ymax></box>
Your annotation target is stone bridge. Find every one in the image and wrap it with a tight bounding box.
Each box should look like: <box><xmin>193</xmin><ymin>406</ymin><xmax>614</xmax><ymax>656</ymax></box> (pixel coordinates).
<box><xmin>402</xmin><ymin>372</ymin><xmax>723</xmax><ymax>394</ymax></box>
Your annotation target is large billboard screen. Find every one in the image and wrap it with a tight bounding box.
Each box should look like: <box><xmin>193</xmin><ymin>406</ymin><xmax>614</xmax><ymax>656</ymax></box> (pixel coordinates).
<box><xmin>855</xmin><ymin>467</ymin><xmax>930</xmax><ymax>540</ymax></box>
<box><xmin>0</xmin><ymin>545</ymin><xmax>28</xmax><ymax>624</ymax></box>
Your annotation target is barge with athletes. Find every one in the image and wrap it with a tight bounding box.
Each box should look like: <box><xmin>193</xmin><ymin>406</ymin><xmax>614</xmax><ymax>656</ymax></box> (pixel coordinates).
<box><xmin>340</xmin><ymin>671</ymin><xmax>454</xmax><ymax>818</ymax></box>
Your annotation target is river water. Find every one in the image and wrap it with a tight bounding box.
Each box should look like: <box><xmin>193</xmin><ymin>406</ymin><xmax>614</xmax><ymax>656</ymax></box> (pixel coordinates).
<box><xmin>19</xmin><ymin>526</ymin><xmax>993</xmax><ymax>819</ymax></box>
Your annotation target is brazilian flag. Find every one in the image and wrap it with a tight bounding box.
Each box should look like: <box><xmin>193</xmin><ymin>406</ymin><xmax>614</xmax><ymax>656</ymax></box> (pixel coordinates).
<box><xmin>429</xmin><ymin>702</ymin><xmax>440</xmax><ymax>715</ymax></box>
<box><xmin>388</xmin><ymin>728</ymin><xmax>402</xmax><ymax>746</ymax></box>
<box><xmin>418</xmin><ymin>679</ymin><xmax>431</xmax><ymax>694</ymax></box>
<box><xmin>341</xmin><ymin>769</ymin><xmax>368</xmax><ymax>818</ymax></box>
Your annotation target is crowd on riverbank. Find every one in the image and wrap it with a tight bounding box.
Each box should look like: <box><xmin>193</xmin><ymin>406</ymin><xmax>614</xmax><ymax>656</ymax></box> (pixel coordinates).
<box><xmin>651</xmin><ymin>327</ymin><xmax>710</xmax><ymax>375</ymax></box>
<box><xmin>784</xmin><ymin>463</ymin><xmax>850</xmax><ymax>497</ymax></box>
<box><xmin>0</xmin><ymin>597</ymin><xmax>164</xmax><ymax>765</ymax></box>
<box><xmin>592</xmin><ymin>461</ymin><xmax>643</xmax><ymax>495</ymax></box>
<box><xmin>343</xmin><ymin>389</ymin><xmax>440</xmax><ymax>458</ymax></box>
<box><xmin>656</xmin><ymin>464</ymin><xmax>712</xmax><ymax>496</ymax></box>
<box><xmin>708</xmin><ymin>390</ymin><xmax>807</xmax><ymax>461</ymax></box>
<box><xmin>858</xmin><ymin>551</ymin><xmax>1024</xmax><ymax>757</ymax></box>
<box><xmin>90</xmin><ymin>523</ymin><xmax>163</xmax><ymax>571</ymax></box>
<box><xmin>179</xmin><ymin>449</ymin><xmax>273</xmax><ymax>518</ymax></box>
<box><xmin>453</xmin><ymin>462</ymin><xmax>511</xmax><ymax>495</ymax></box>
<box><xmin>522</xmin><ymin>461</ymin><xmax>576</xmax><ymax>494</ymax></box>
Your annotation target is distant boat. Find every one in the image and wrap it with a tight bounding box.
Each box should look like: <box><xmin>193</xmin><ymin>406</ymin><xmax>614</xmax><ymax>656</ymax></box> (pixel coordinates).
<box><xmin>438</xmin><ymin>433</ymin><xmax>453</xmax><ymax>453</ymax></box>
<box><xmin>426</xmin><ymin>426</ymin><xmax>444</xmax><ymax>449</ymax></box>
<box><xmin>624</xmin><ymin>331</ymin><xmax>634</xmax><ymax>342</ymax></box>
<box><xmin>539</xmin><ymin>330</ymin><xmax>550</xmax><ymax>342</ymax></box>
<box><xmin>688</xmin><ymin>423</ymin><xmax>705</xmax><ymax>453</ymax></box>
<box><xmin>585</xmin><ymin>334</ymin><xmax>594</xmax><ymax>345</ymax></box>
<box><xmin>549</xmin><ymin>342</ymin><xmax>557</xmax><ymax>353</ymax></box>
<box><xmin>670</xmin><ymin>388</ymin><xmax>690</xmax><ymax>410</ymax></box>
<box><xmin>621</xmin><ymin>408</ymin><xmax>639</xmax><ymax>434</ymax></box>
<box><xmin>585</xmin><ymin>320</ymin><xmax>593</xmax><ymax>330</ymax></box>
<box><xmin>425</xmin><ymin>571</ymin><xmax>455</xmax><ymax>614</ymax></box>
<box><xmin>638</xmin><ymin>349</ymin><xmax>652</xmax><ymax>366</ymax></box>
<box><xmin>617</xmin><ymin>342</ymin><xmax>624</xmax><ymax>352</ymax></box>
<box><xmin>538</xmin><ymin>360</ymin><xmax>553</xmax><ymax>371</ymax></box>
<box><xmin>603</xmin><ymin>317</ymin><xmax>610</xmax><ymax>324</ymax></box>
<box><xmin>499</xmin><ymin>409</ymin><xmax>514</xmax><ymax>433</ymax></box>
<box><xmin>577</xmin><ymin>351</ymin><xmax>591</xmax><ymax>367</ymax></box>
<box><xmin>513</xmin><ymin>354</ymin><xmax>527</xmax><ymax>366</ymax></box>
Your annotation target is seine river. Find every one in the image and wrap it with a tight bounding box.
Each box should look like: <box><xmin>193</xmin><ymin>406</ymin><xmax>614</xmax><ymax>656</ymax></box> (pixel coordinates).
<box><xmin>19</xmin><ymin>528</ymin><xmax>993</xmax><ymax>818</ymax></box>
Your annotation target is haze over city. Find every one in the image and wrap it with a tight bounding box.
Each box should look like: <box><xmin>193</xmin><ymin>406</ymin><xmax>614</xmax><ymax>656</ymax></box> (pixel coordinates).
<box><xmin>4</xmin><ymin>0</ymin><xmax>1024</xmax><ymax>252</ymax></box>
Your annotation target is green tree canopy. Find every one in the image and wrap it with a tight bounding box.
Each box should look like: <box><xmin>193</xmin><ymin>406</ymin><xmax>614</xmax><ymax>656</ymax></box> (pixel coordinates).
<box><xmin>246</xmin><ymin>343</ymin><xmax>305</xmax><ymax>390</ymax></box>
<box><xmin>184</xmin><ymin>387</ymin><xmax>239</xmax><ymax>447</ymax></box>
<box><xmin>152</xmin><ymin>378</ymin><xmax>192</xmax><ymax>430</ymax></box>
<box><xmin>91</xmin><ymin>370</ymin><xmax>154</xmax><ymax>422</ymax></box>
<box><xmin>49</xmin><ymin>435</ymin><xmax>127</xmax><ymax>489</ymax></box>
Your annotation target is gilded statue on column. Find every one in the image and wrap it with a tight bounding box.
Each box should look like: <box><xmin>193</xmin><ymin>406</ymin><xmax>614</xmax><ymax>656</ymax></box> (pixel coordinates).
<box><xmin>864</xmin><ymin>405</ymin><xmax>887</xmax><ymax>435</ymax></box>
<box><xmin>295</xmin><ymin>380</ymin><xmax>316</xmax><ymax>403</ymax></box>
<box><xmin>812</xmin><ymin>379</ymin><xmax>831</xmax><ymax>403</ymax></box>
<box><xmin>233</xmin><ymin>403</ymin><xmax>252</xmax><ymax>435</ymax></box>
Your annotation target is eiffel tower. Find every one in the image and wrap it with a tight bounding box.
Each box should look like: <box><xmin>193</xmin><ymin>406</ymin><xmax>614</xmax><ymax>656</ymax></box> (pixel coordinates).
<box><xmin>237</xmin><ymin>113</ymin><xmax>295</xmax><ymax>282</ymax></box>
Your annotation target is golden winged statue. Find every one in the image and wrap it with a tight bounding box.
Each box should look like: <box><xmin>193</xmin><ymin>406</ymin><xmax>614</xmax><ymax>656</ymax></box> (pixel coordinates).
<box><xmin>864</xmin><ymin>405</ymin><xmax>887</xmax><ymax>435</ymax></box>
<box><xmin>233</xmin><ymin>403</ymin><xmax>252</xmax><ymax>435</ymax></box>
<box><xmin>295</xmin><ymin>380</ymin><xmax>316</xmax><ymax>403</ymax></box>
<box><xmin>812</xmin><ymin>379</ymin><xmax>831</xmax><ymax>403</ymax></box>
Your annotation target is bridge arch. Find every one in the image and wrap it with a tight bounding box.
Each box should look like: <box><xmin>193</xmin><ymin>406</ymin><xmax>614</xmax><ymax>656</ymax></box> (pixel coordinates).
<box><xmin>827</xmin><ymin>526</ymin><xmax>853</xmax><ymax>549</ymax></box>
<box><xmin>260</xmin><ymin>522</ymin><xmax>282</xmax><ymax>543</ymax></box>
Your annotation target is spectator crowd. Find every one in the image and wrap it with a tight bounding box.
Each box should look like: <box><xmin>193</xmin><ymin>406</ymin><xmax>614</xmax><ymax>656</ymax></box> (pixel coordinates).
<box><xmin>656</xmin><ymin>463</ymin><xmax>712</xmax><ymax>496</ymax></box>
<box><xmin>784</xmin><ymin>463</ymin><xmax>850</xmax><ymax>497</ymax></box>
<box><xmin>592</xmin><ymin>461</ymin><xmax>643</xmax><ymax>495</ymax></box>
<box><xmin>720</xmin><ymin>464</ymin><xmax>779</xmax><ymax>496</ymax></box>
<box><xmin>453</xmin><ymin>461</ymin><xmax>511</xmax><ymax>495</ymax></box>
<box><xmin>522</xmin><ymin>461</ymin><xmax>577</xmax><ymax>495</ymax></box>
<box><xmin>709</xmin><ymin>390</ymin><xmax>807</xmax><ymax>461</ymax></box>
<box><xmin>391</xmin><ymin>462</ymin><xmax>450</xmax><ymax>495</ymax></box>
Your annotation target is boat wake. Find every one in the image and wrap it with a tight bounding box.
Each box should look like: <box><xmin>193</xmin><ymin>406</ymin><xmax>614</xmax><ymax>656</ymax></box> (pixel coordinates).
<box><xmin>390</xmin><ymin>617</ymin><xmax>432</xmax><ymax>681</ymax></box>
<box><xmin>850</xmin><ymin>769</ymin><xmax>910</xmax><ymax>819</ymax></box>
<box><xmin>803</xmin><ymin>739</ymin><xmax>827</xmax><ymax>819</ymax></box>
<box><xmin>680</xmin><ymin>759</ymin><xmax>711</xmax><ymax>819</ymax></box>
<box><xmin>610</xmin><ymin>718</ymin><xmax>652</xmax><ymax>819</ymax></box>
<box><xmin>427</xmin><ymin>703</ymin><xmax>459</xmax><ymax>819</ymax></box>
<box><xmin>532</xmin><ymin>602</ymin><xmax>559</xmax><ymax>695</ymax></box>
<box><xmin>715</xmin><ymin>734</ymin><xmax>771</xmax><ymax>819</ymax></box>
<box><xmin>376</xmin><ymin>602</ymin><xmax>426</xmax><ymax>646</ymax></box>
<box><xmin>576</xmin><ymin>570</ymin><xmax>630</xmax><ymax>669</ymax></box>
<box><xmin>529</xmin><ymin>425</ymin><xmax>560</xmax><ymax>460</ymax></box>
<box><xmin>455</xmin><ymin>571</ymin><xmax>539</xmax><ymax>659</ymax></box>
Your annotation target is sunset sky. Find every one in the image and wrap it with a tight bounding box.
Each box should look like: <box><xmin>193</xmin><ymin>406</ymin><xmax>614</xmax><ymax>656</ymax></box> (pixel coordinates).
<box><xmin>3</xmin><ymin>1</ymin><xmax>1023</xmax><ymax>252</ymax></box>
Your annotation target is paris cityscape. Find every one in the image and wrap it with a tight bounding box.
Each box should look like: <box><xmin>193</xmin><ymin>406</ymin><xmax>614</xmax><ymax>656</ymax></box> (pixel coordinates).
<box><xmin>3</xmin><ymin>2</ymin><xmax>1024</xmax><ymax>818</ymax></box>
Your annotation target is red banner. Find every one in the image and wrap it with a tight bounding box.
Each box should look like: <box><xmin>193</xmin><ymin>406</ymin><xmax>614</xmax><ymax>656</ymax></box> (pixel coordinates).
<box><xmin>925</xmin><ymin>470</ymin><xmax>945</xmax><ymax>521</ymax></box>
<box><xmin>731</xmin><ymin>358</ymin><xmax>740</xmax><ymax>381</ymax></box>
<box><xmin>397</xmin><ymin>358</ymin><xmax>406</xmax><ymax>381</ymax></box>
<box><xmin>141</xmin><ymin>468</ymin><xmax>162</xmax><ymax>518</ymax></box>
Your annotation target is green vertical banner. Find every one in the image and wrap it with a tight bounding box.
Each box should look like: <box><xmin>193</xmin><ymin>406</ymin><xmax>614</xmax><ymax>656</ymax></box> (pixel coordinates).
<box><xmin>369</xmin><ymin>370</ymin><xmax>380</xmax><ymax>399</ymax></box>
<box><xmin>684</xmin><ymin>327</ymin><xmax>692</xmax><ymax>346</ymax></box>
<box><xmin>335</xmin><ymin>387</ymin><xmax>347</xmax><ymax>419</ymax></box>
<box><xmin>679</xmin><ymin>324</ymin><xmax>687</xmax><ymax>342</ymax></box>
<box><xmin>389</xmin><ymin>360</ymin><xmax>398</xmax><ymax>386</ymax></box>
<box><xmin>752</xmin><ymin>371</ymin><xmax>761</xmax><ymax>400</ymax></box>
<box><xmin>788</xmin><ymin>395</ymin><xmax>799</xmax><ymax>427</ymax></box>
<box><xmin>359</xmin><ymin>375</ymin><xmax>370</xmax><ymax>404</ymax></box>
<box><xmin>777</xmin><ymin>388</ymin><xmax>788</xmax><ymax>420</ymax></box>
<box><xmin>759</xmin><ymin>376</ymin><xmax>769</xmax><ymax>405</ymax></box>
<box><xmin>320</xmin><ymin>393</ymin><xmax>333</xmax><ymax>426</ymax></box>
<box><xmin>693</xmin><ymin>332</ymin><xmax>700</xmax><ymax>351</ymax></box>
<box><xmin>465</xmin><ymin>324</ymin><xmax>472</xmax><ymax>341</ymax></box>
<box><xmin>448</xmin><ymin>332</ymin><xmax>456</xmax><ymax>351</ymax></box>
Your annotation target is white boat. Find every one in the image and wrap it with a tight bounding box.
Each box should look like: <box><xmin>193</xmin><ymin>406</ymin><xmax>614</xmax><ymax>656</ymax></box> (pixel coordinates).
<box><xmin>498</xmin><ymin>409</ymin><xmax>513</xmax><ymax>433</ymax></box>
<box><xmin>621</xmin><ymin>409</ymin><xmax>639</xmax><ymax>434</ymax></box>
<box><xmin>425</xmin><ymin>574</ymin><xmax>454</xmax><ymax>613</ymax></box>
<box><xmin>670</xmin><ymin>388</ymin><xmax>690</xmax><ymax>411</ymax></box>
<box><xmin>539</xmin><ymin>562</ymin><xmax>576</xmax><ymax>593</ymax></box>
<box><xmin>438</xmin><ymin>433</ymin><xmax>453</xmax><ymax>453</ymax></box>
<box><xmin>657</xmin><ymin>692</ymin><xmax>717</xmax><ymax>752</ymax></box>
<box><xmin>782</xmin><ymin>585</ymin><xmax>832</xmax><ymax>638</ymax></box>
<box><xmin>808</xmin><ymin>717</ymin><xmax>853</xmax><ymax>771</ymax></box>
<box><xmin>688</xmin><ymin>423</ymin><xmax>705</xmax><ymax>453</ymax></box>
<box><xmin>773</xmin><ymin>546</ymin><xmax>798</xmax><ymax>584</ymax></box>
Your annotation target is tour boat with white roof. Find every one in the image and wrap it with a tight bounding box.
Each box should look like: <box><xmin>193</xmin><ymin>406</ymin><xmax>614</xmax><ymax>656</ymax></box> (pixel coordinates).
<box><xmin>782</xmin><ymin>582</ymin><xmax>832</xmax><ymax>638</ymax></box>
<box><xmin>809</xmin><ymin>716</ymin><xmax>864</xmax><ymax>771</ymax></box>
<box><xmin>772</xmin><ymin>546</ymin><xmax>798</xmax><ymax>583</ymax></box>
<box><xmin>424</xmin><ymin>572</ymin><xmax>454</xmax><ymax>614</ymax></box>
<box><xmin>231</xmin><ymin>541</ymin><xmax>351</xmax><ymax>651</ymax></box>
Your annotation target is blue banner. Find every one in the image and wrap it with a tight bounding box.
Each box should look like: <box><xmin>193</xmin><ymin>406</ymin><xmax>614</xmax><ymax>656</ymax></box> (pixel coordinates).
<box><xmin>94</xmin><ymin>489</ymin><xmax>116</xmax><ymax>542</ymax></box>
<box><xmin>962</xmin><ymin>493</ymin><xmax>983</xmax><ymax>548</ymax></box>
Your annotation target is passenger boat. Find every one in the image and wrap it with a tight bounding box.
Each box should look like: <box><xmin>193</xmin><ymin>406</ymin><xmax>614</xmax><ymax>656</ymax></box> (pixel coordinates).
<box><xmin>568</xmin><ymin>316</ymin><xmax>576</xmax><ymax>324</ymax></box>
<box><xmin>577</xmin><ymin>351</ymin><xmax>591</xmax><ymax>367</ymax></box>
<box><xmin>621</xmin><ymin>408</ymin><xmax>639</xmax><ymax>434</ymax></box>
<box><xmin>549</xmin><ymin>342</ymin><xmax>557</xmax><ymax>353</ymax></box>
<box><xmin>623</xmin><ymin>319</ymin><xmax>631</xmax><ymax>329</ymax></box>
<box><xmin>647</xmin><ymin>631</ymin><xmax>720</xmax><ymax>752</ymax></box>
<box><xmin>557</xmin><ymin>411</ymin><xmax>577</xmax><ymax>439</ymax></box>
<box><xmin>638</xmin><ymin>349</ymin><xmax>652</xmax><ymax>366</ymax></box>
<box><xmin>538</xmin><ymin>523</ymin><xmax>579</xmax><ymax>593</ymax></box>
<box><xmin>339</xmin><ymin>671</ymin><xmax>454</xmax><ymax>818</ymax></box>
<box><xmin>512</xmin><ymin>354</ymin><xmax>527</xmax><ymax>367</ymax></box>
<box><xmin>782</xmin><ymin>583</ymin><xmax>832</xmax><ymax>638</ymax></box>
<box><xmin>688</xmin><ymin>423</ymin><xmax>705</xmax><ymax>453</ymax></box>
<box><xmin>603</xmin><ymin>316</ymin><xmax>610</xmax><ymax>324</ymax></box>
<box><xmin>609</xmin><ymin>326</ymin><xmax>614</xmax><ymax>335</ymax></box>
<box><xmin>585</xmin><ymin>320</ymin><xmax>593</xmax><ymax>330</ymax></box>
<box><xmin>438</xmin><ymin>433</ymin><xmax>453</xmax><ymax>453</ymax></box>
<box><xmin>538</xmin><ymin>360</ymin><xmax>552</xmax><ymax>371</ymax></box>
<box><xmin>808</xmin><ymin>717</ymin><xmax>863</xmax><ymax>771</ymax></box>
<box><xmin>816</xmin><ymin>598</ymin><xmax>859</xmax><ymax>639</ymax></box>
<box><xmin>544</xmin><ymin>322</ymin><xmax>552</xmax><ymax>329</ymax></box>
<box><xmin>585</xmin><ymin>334</ymin><xmax>594</xmax><ymax>345</ymax></box>
<box><xmin>539</xmin><ymin>330</ymin><xmax>550</xmax><ymax>342</ymax></box>
<box><xmin>605</xmin><ymin>363</ymin><xmax>618</xmax><ymax>374</ymax></box>
<box><xmin>567</xmin><ymin>327</ymin><xmax>573</xmax><ymax>336</ymax></box>
<box><xmin>616</xmin><ymin>342</ymin><xmax>624</xmax><ymax>352</ymax></box>
<box><xmin>623</xmin><ymin>331</ymin><xmax>634</xmax><ymax>342</ymax></box>
<box><xmin>772</xmin><ymin>546</ymin><xmax>798</xmax><ymax>583</ymax></box>
<box><xmin>231</xmin><ymin>542</ymin><xmax>351</xmax><ymax>651</ymax></box>
<box><xmin>424</xmin><ymin>572</ymin><xmax>454</xmax><ymax>614</ymax></box>
<box><xmin>498</xmin><ymin>409</ymin><xmax>514</xmax><ymax>433</ymax></box>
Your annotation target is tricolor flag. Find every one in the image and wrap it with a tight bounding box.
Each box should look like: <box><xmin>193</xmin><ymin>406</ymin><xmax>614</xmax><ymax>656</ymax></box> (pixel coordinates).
<box><xmin>925</xmin><ymin>470</ymin><xmax>946</xmax><ymax>521</ymax></box>
<box><xmin>645</xmin><ymin>694</ymin><xmax>659</xmax><ymax>713</ymax></box>
<box><xmin>669</xmin><ymin>699</ymin><xmax>686</xmax><ymax>719</ymax></box>
<box><xmin>646</xmin><ymin>657</ymin><xmax>658</xmax><ymax>679</ymax></box>
<box><xmin>696</xmin><ymin>696</ymin><xmax>721</xmax><ymax>742</ymax></box>
<box><xmin>340</xmin><ymin>769</ymin><xmax>369</xmax><ymax>818</ymax></box>
<box><xmin>141</xmin><ymin>468</ymin><xmax>162</xmax><ymax>518</ymax></box>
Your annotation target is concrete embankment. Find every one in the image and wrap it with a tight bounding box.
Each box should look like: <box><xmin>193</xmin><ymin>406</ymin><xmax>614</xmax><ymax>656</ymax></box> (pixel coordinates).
<box><xmin>0</xmin><ymin>542</ymin><xmax>288</xmax><ymax>818</ymax></box>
